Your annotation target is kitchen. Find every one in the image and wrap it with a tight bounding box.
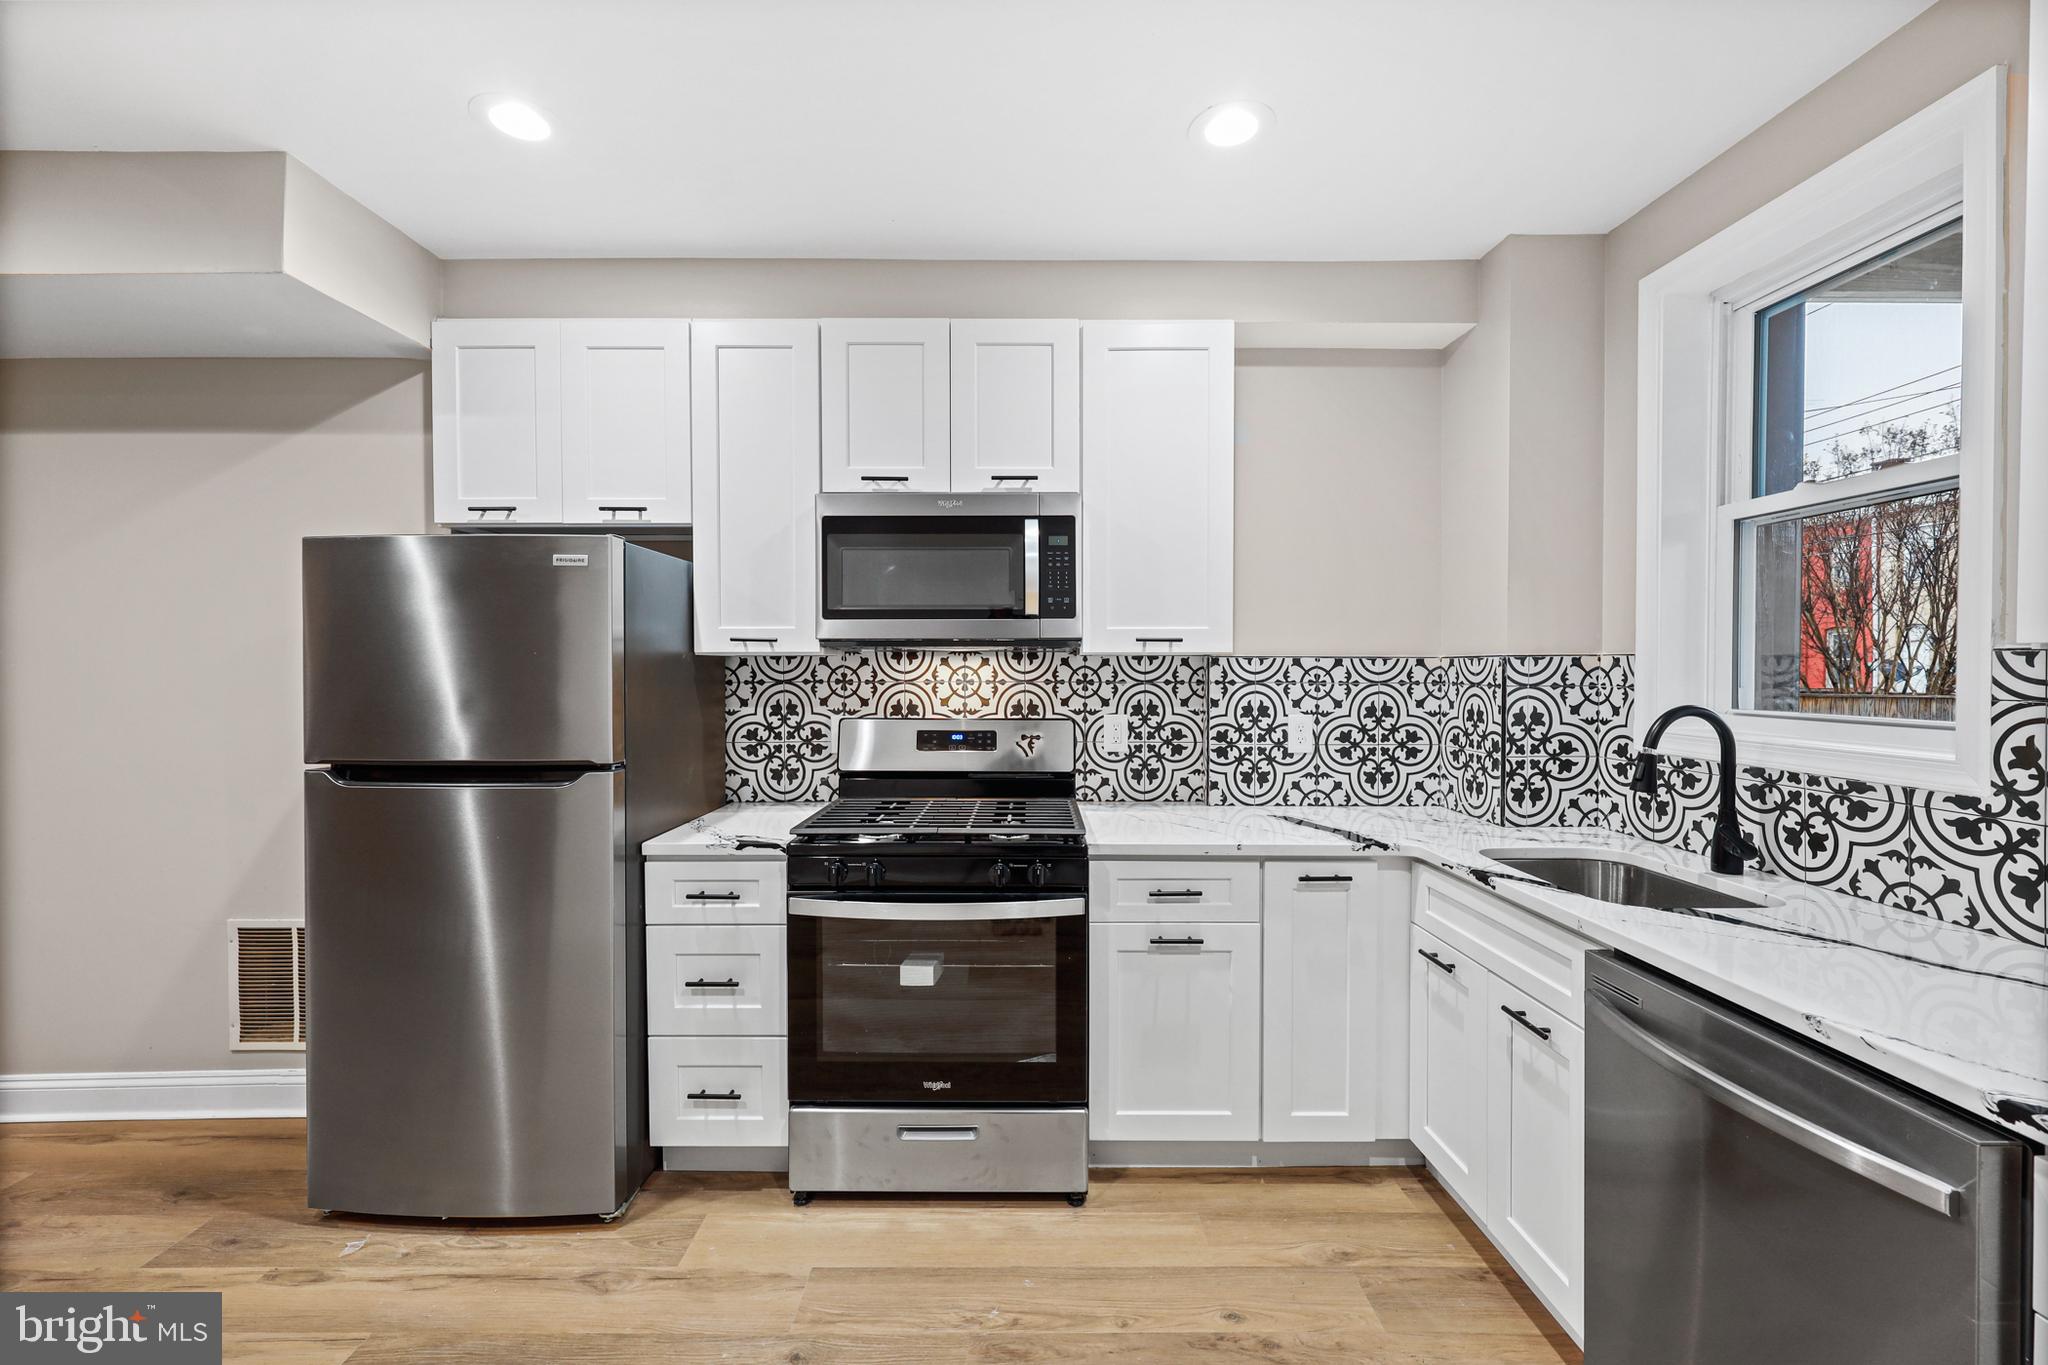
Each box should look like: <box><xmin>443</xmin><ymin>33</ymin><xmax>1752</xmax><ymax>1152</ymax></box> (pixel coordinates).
<box><xmin>2</xmin><ymin>2</ymin><xmax>2046</xmax><ymax>1362</ymax></box>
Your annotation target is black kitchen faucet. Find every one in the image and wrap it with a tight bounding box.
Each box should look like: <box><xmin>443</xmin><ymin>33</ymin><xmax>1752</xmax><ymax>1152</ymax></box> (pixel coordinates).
<box><xmin>1630</xmin><ymin>705</ymin><xmax>1762</xmax><ymax>876</ymax></box>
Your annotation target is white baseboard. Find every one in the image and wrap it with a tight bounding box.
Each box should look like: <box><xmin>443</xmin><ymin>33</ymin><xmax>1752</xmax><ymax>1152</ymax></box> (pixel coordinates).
<box><xmin>0</xmin><ymin>1068</ymin><xmax>306</xmax><ymax>1123</ymax></box>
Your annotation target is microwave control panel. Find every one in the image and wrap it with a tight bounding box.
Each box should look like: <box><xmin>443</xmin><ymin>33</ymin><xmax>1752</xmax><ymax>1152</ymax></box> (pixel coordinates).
<box><xmin>1039</xmin><ymin>517</ymin><xmax>1077</xmax><ymax>619</ymax></box>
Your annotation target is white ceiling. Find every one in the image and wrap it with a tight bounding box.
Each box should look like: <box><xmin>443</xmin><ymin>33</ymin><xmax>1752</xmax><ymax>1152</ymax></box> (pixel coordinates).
<box><xmin>0</xmin><ymin>0</ymin><xmax>1938</xmax><ymax>262</ymax></box>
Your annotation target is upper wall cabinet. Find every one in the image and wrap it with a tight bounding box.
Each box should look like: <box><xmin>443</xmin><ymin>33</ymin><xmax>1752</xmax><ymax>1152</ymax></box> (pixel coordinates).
<box><xmin>1080</xmin><ymin>321</ymin><xmax>1234</xmax><ymax>654</ymax></box>
<box><xmin>432</xmin><ymin>318</ymin><xmax>691</xmax><ymax>527</ymax></box>
<box><xmin>560</xmin><ymin>320</ymin><xmax>691</xmax><ymax>525</ymax></box>
<box><xmin>950</xmin><ymin>320</ymin><xmax>1081</xmax><ymax>492</ymax></box>
<box><xmin>691</xmin><ymin>320</ymin><xmax>822</xmax><ymax>655</ymax></box>
<box><xmin>432</xmin><ymin>319</ymin><xmax>563</xmax><ymax>524</ymax></box>
<box><xmin>821</xmin><ymin>319</ymin><xmax>950</xmax><ymax>492</ymax></box>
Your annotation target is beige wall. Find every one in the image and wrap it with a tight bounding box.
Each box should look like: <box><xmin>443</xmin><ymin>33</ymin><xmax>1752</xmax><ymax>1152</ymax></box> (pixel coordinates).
<box><xmin>0</xmin><ymin>359</ymin><xmax>429</xmax><ymax>1074</ymax></box>
<box><xmin>1234</xmin><ymin>350</ymin><xmax>1443</xmax><ymax>655</ymax></box>
<box><xmin>1601</xmin><ymin>0</ymin><xmax>2029</xmax><ymax>651</ymax></box>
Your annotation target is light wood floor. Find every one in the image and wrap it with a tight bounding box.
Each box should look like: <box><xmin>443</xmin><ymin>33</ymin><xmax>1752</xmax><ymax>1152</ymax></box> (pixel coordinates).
<box><xmin>0</xmin><ymin>1120</ymin><xmax>1581</xmax><ymax>1364</ymax></box>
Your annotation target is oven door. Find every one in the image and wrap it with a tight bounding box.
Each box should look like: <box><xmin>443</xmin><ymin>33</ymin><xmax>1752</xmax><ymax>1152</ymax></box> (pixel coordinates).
<box><xmin>787</xmin><ymin>896</ymin><xmax>1086</xmax><ymax>1106</ymax></box>
<box><xmin>817</xmin><ymin>496</ymin><xmax>1039</xmax><ymax>641</ymax></box>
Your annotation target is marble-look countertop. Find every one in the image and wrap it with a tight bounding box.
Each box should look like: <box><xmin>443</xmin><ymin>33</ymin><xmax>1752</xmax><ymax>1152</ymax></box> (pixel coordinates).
<box><xmin>644</xmin><ymin>800</ymin><xmax>2048</xmax><ymax>1141</ymax></box>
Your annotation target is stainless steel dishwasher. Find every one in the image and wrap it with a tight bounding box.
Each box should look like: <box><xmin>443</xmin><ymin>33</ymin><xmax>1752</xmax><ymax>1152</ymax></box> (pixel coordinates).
<box><xmin>1585</xmin><ymin>952</ymin><xmax>2032</xmax><ymax>1364</ymax></box>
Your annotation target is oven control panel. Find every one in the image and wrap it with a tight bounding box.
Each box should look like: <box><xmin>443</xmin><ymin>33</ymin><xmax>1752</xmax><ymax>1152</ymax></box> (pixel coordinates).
<box><xmin>1038</xmin><ymin>516</ymin><xmax>1077</xmax><ymax>620</ymax></box>
<box><xmin>916</xmin><ymin>729</ymin><xmax>998</xmax><ymax>752</ymax></box>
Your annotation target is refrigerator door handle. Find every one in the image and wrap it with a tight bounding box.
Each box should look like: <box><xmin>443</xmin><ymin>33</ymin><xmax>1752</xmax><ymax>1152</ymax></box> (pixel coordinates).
<box><xmin>1594</xmin><ymin>996</ymin><xmax>1961</xmax><ymax>1216</ymax></box>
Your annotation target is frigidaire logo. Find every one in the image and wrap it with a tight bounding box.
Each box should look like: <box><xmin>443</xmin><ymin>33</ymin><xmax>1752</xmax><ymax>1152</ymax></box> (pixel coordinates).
<box><xmin>6</xmin><ymin>1292</ymin><xmax>221</xmax><ymax>1361</ymax></box>
<box><xmin>923</xmin><ymin>1079</ymin><xmax>952</xmax><ymax>1090</ymax></box>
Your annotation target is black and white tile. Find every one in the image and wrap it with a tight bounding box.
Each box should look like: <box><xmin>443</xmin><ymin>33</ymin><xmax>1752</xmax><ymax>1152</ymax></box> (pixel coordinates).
<box><xmin>1503</xmin><ymin>656</ymin><xmax>1626</xmax><ymax>828</ymax></box>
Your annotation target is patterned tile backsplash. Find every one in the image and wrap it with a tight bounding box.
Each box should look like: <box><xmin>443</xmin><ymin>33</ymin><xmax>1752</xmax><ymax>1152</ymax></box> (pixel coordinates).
<box><xmin>723</xmin><ymin>646</ymin><xmax>2047</xmax><ymax>946</ymax></box>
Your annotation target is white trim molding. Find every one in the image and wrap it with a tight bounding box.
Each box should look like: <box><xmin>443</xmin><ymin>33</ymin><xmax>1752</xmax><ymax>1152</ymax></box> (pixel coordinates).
<box><xmin>1635</xmin><ymin>67</ymin><xmax>2007</xmax><ymax>796</ymax></box>
<box><xmin>2018</xmin><ymin>1</ymin><xmax>2048</xmax><ymax>644</ymax></box>
<box><xmin>0</xmin><ymin>1068</ymin><xmax>306</xmax><ymax>1123</ymax></box>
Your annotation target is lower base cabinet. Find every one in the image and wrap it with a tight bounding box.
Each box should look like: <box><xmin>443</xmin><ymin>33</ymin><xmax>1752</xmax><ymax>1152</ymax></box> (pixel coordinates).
<box><xmin>648</xmin><ymin>1035</ymin><xmax>788</xmax><ymax>1147</ymax></box>
<box><xmin>1089</xmin><ymin>920</ymin><xmax>1261</xmax><ymax>1141</ymax></box>
<box><xmin>1262</xmin><ymin>864</ymin><xmax>1383</xmax><ymax>1142</ymax></box>
<box><xmin>1409</xmin><ymin>925</ymin><xmax>1489</xmax><ymax>1207</ymax></box>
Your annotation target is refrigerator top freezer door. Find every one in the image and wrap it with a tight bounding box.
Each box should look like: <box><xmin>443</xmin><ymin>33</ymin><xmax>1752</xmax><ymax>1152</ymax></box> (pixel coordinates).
<box><xmin>304</xmin><ymin>534</ymin><xmax>623</xmax><ymax>765</ymax></box>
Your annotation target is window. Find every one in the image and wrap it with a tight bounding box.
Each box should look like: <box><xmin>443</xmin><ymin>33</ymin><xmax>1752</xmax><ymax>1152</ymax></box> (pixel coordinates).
<box><xmin>1636</xmin><ymin>69</ymin><xmax>2006</xmax><ymax>795</ymax></box>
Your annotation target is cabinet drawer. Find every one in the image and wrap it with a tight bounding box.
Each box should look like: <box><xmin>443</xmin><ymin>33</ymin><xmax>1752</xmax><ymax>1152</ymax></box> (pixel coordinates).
<box><xmin>1412</xmin><ymin>867</ymin><xmax>1591</xmax><ymax>1025</ymax></box>
<box><xmin>646</xmin><ymin>859</ymin><xmax>786</xmax><ymax>924</ymax></box>
<box><xmin>1090</xmin><ymin>859</ymin><xmax>1261</xmax><ymax>923</ymax></box>
<box><xmin>647</xmin><ymin>925</ymin><xmax>787</xmax><ymax>1036</ymax></box>
<box><xmin>648</xmin><ymin>1036</ymin><xmax>787</xmax><ymax>1146</ymax></box>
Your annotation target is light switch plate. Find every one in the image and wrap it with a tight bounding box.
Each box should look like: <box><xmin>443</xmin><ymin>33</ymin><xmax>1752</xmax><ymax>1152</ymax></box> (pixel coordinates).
<box><xmin>1099</xmin><ymin>713</ymin><xmax>1131</xmax><ymax>759</ymax></box>
<box><xmin>1285</xmin><ymin>712</ymin><xmax>1315</xmax><ymax>757</ymax></box>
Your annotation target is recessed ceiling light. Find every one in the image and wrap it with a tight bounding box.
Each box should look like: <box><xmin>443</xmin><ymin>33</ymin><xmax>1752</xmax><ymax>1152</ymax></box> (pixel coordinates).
<box><xmin>469</xmin><ymin>93</ymin><xmax>551</xmax><ymax>142</ymax></box>
<box><xmin>1190</xmin><ymin>102</ymin><xmax>1271</xmax><ymax>149</ymax></box>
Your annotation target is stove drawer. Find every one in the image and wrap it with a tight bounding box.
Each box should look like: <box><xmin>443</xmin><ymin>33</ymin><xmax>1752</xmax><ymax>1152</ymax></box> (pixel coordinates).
<box><xmin>649</xmin><ymin>1036</ymin><xmax>788</xmax><ymax>1146</ymax></box>
<box><xmin>646</xmin><ymin>859</ymin><xmax>786</xmax><ymax>925</ymax></box>
<box><xmin>1090</xmin><ymin>859</ymin><xmax>1261</xmax><ymax>923</ymax></box>
<box><xmin>647</xmin><ymin>925</ymin><xmax>787</xmax><ymax>1036</ymax></box>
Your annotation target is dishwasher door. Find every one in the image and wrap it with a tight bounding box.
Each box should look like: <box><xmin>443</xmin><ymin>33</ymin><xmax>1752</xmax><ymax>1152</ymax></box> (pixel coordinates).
<box><xmin>1585</xmin><ymin>952</ymin><xmax>2029</xmax><ymax>1365</ymax></box>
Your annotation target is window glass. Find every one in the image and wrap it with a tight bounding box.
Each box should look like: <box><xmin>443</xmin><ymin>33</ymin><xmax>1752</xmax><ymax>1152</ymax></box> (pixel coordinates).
<box><xmin>1753</xmin><ymin>221</ymin><xmax>1962</xmax><ymax>497</ymax></box>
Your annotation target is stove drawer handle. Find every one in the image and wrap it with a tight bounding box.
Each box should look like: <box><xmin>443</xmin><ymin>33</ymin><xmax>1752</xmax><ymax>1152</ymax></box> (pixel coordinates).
<box><xmin>685</xmin><ymin>891</ymin><xmax>743</xmax><ymax>902</ymax></box>
<box><xmin>686</xmin><ymin>1089</ymin><xmax>742</xmax><ymax>1102</ymax></box>
<box><xmin>1147</xmin><ymin>888</ymin><xmax>1204</xmax><ymax>900</ymax></box>
<box><xmin>684</xmin><ymin>978</ymin><xmax>741</xmax><ymax>989</ymax></box>
<box><xmin>1150</xmin><ymin>935</ymin><xmax>1205</xmax><ymax>947</ymax></box>
<box><xmin>897</xmin><ymin>1125</ymin><xmax>979</xmax><ymax>1142</ymax></box>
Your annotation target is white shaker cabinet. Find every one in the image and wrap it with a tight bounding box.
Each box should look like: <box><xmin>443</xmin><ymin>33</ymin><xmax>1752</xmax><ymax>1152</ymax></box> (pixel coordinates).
<box><xmin>1089</xmin><ymin>920</ymin><xmax>1261</xmax><ymax>1142</ymax></box>
<box><xmin>559</xmin><ymin>319</ymin><xmax>691</xmax><ymax>525</ymax></box>
<box><xmin>1261</xmin><ymin>864</ymin><xmax>1381</xmax><ymax>1143</ymax></box>
<box><xmin>431</xmin><ymin>318</ymin><xmax>563</xmax><ymax>524</ymax></box>
<box><xmin>1484</xmin><ymin>975</ymin><xmax>1585</xmax><ymax>1334</ymax></box>
<box><xmin>822</xmin><ymin>319</ymin><xmax>950</xmax><ymax>492</ymax></box>
<box><xmin>1408</xmin><ymin>924</ymin><xmax>1489</xmax><ymax>1213</ymax></box>
<box><xmin>690</xmin><ymin>320</ymin><xmax>821</xmax><ymax>654</ymax></box>
<box><xmin>1079</xmin><ymin>321</ymin><xmax>1234</xmax><ymax>654</ymax></box>
<box><xmin>950</xmin><ymin>320</ymin><xmax>1080</xmax><ymax>492</ymax></box>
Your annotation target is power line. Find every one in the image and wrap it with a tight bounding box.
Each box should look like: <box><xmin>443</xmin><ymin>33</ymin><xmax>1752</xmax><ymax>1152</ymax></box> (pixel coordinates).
<box><xmin>1804</xmin><ymin>396</ymin><xmax>1961</xmax><ymax>449</ymax></box>
<box><xmin>1803</xmin><ymin>381</ymin><xmax>1960</xmax><ymax>439</ymax></box>
<box><xmin>1802</xmin><ymin>363</ymin><xmax>1960</xmax><ymax>417</ymax></box>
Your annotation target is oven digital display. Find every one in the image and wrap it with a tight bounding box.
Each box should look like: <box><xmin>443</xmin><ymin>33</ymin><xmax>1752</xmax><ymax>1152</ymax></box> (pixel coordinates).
<box><xmin>916</xmin><ymin>730</ymin><xmax>997</xmax><ymax>752</ymax></box>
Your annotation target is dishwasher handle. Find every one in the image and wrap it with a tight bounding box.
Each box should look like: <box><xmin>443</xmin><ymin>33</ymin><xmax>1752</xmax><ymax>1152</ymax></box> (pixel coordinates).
<box><xmin>1594</xmin><ymin>996</ymin><xmax>1961</xmax><ymax>1217</ymax></box>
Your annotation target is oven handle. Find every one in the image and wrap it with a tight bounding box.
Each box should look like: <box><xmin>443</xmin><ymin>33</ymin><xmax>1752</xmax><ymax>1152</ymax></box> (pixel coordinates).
<box><xmin>1593</xmin><ymin>996</ymin><xmax>1962</xmax><ymax>1217</ymax></box>
<box><xmin>788</xmin><ymin>897</ymin><xmax>1086</xmax><ymax>921</ymax></box>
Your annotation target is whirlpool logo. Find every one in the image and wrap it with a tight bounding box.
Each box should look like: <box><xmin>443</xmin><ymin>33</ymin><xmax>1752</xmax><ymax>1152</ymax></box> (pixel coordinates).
<box><xmin>6</xmin><ymin>1292</ymin><xmax>220</xmax><ymax>1361</ymax></box>
<box><xmin>922</xmin><ymin>1080</ymin><xmax>952</xmax><ymax>1091</ymax></box>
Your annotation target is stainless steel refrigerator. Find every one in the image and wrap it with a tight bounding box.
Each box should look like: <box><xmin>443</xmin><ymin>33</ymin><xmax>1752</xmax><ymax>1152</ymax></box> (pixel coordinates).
<box><xmin>302</xmin><ymin>534</ymin><xmax>723</xmax><ymax>1219</ymax></box>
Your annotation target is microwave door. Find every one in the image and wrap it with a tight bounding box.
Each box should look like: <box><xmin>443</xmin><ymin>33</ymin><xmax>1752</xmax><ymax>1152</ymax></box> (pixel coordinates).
<box><xmin>818</xmin><ymin>516</ymin><xmax>1035</xmax><ymax>642</ymax></box>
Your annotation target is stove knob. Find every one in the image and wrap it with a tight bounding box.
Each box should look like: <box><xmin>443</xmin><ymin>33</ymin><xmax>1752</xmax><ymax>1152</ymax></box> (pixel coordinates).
<box><xmin>863</xmin><ymin>859</ymin><xmax>885</xmax><ymax>889</ymax></box>
<box><xmin>1028</xmin><ymin>861</ymin><xmax>1051</xmax><ymax>888</ymax></box>
<box><xmin>990</xmin><ymin>861</ymin><xmax>1013</xmax><ymax>888</ymax></box>
<box><xmin>824</xmin><ymin>858</ymin><xmax>849</xmax><ymax>890</ymax></box>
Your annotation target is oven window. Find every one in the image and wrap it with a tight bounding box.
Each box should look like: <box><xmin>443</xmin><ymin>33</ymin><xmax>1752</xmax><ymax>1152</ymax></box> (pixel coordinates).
<box><xmin>817</xmin><ymin>916</ymin><xmax>1057</xmax><ymax>1063</ymax></box>
<box><xmin>821</xmin><ymin>519</ymin><xmax>1026</xmax><ymax>618</ymax></box>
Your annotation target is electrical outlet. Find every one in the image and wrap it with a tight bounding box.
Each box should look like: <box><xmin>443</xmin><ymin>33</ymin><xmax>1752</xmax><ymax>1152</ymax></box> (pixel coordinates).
<box><xmin>1099</xmin><ymin>713</ymin><xmax>1131</xmax><ymax>759</ymax></box>
<box><xmin>1285</xmin><ymin>711</ymin><xmax>1315</xmax><ymax>757</ymax></box>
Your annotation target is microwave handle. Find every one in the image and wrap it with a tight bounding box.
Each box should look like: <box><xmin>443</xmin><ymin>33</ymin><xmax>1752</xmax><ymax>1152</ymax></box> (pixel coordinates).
<box><xmin>1024</xmin><ymin>517</ymin><xmax>1040</xmax><ymax>617</ymax></box>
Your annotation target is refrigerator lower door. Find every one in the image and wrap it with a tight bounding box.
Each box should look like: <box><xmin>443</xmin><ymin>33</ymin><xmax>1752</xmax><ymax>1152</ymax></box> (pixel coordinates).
<box><xmin>306</xmin><ymin>768</ymin><xmax>629</xmax><ymax>1218</ymax></box>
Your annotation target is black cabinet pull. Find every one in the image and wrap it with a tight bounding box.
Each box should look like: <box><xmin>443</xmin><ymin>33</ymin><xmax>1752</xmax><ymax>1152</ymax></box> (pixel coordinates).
<box><xmin>1501</xmin><ymin>1006</ymin><xmax>1552</xmax><ymax>1041</ymax></box>
<box><xmin>466</xmin><ymin>505</ymin><xmax>515</xmax><ymax>514</ymax></box>
<box><xmin>859</xmin><ymin>475</ymin><xmax>911</xmax><ymax>482</ymax></box>
<box><xmin>1147</xmin><ymin>888</ymin><xmax>1203</xmax><ymax>899</ymax></box>
<box><xmin>990</xmin><ymin>474</ymin><xmax>1039</xmax><ymax>483</ymax></box>
<box><xmin>686</xmin><ymin>1089</ymin><xmax>742</xmax><ymax>1101</ymax></box>
<box><xmin>685</xmin><ymin>891</ymin><xmax>742</xmax><ymax>902</ymax></box>
<box><xmin>1135</xmin><ymin>636</ymin><xmax>1183</xmax><ymax>646</ymax></box>
<box><xmin>1150</xmin><ymin>935</ymin><xmax>1204</xmax><ymax>947</ymax></box>
<box><xmin>1298</xmin><ymin>873</ymin><xmax>1354</xmax><ymax>883</ymax></box>
<box><xmin>1418</xmin><ymin>949</ymin><xmax>1456</xmax><ymax>974</ymax></box>
<box><xmin>684</xmin><ymin>978</ymin><xmax>740</xmax><ymax>989</ymax></box>
<box><xmin>730</xmin><ymin>636</ymin><xmax>779</xmax><ymax>645</ymax></box>
<box><xmin>599</xmin><ymin>505</ymin><xmax>648</xmax><ymax>515</ymax></box>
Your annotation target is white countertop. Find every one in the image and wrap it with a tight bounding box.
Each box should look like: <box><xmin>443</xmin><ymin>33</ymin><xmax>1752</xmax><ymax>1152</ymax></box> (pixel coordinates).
<box><xmin>645</xmin><ymin>800</ymin><xmax>2048</xmax><ymax>1141</ymax></box>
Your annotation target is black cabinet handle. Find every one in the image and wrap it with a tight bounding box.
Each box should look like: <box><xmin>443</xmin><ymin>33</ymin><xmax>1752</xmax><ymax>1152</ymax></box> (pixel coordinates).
<box><xmin>599</xmin><ymin>505</ymin><xmax>648</xmax><ymax>515</ymax></box>
<box><xmin>1501</xmin><ymin>1006</ymin><xmax>1552</xmax><ymax>1041</ymax></box>
<box><xmin>1147</xmin><ymin>888</ymin><xmax>1204</xmax><ymax>899</ymax></box>
<box><xmin>1298</xmin><ymin>873</ymin><xmax>1354</xmax><ymax>883</ymax></box>
<box><xmin>730</xmin><ymin>637</ymin><xmax>779</xmax><ymax>645</ymax></box>
<box><xmin>859</xmin><ymin>475</ymin><xmax>911</xmax><ymax>482</ymax></box>
<box><xmin>685</xmin><ymin>891</ymin><xmax>742</xmax><ymax>902</ymax></box>
<box><xmin>684</xmin><ymin>978</ymin><xmax>740</xmax><ymax>989</ymax></box>
<box><xmin>1150</xmin><ymin>935</ymin><xmax>1204</xmax><ymax>947</ymax></box>
<box><xmin>990</xmin><ymin>474</ymin><xmax>1039</xmax><ymax>483</ymax></box>
<box><xmin>466</xmin><ymin>505</ymin><xmax>515</xmax><ymax>514</ymax></box>
<box><xmin>686</xmin><ymin>1089</ymin><xmax>742</xmax><ymax>1101</ymax></box>
<box><xmin>1135</xmin><ymin>636</ymin><xmax>1184</xmax><ymax>646</ymax></box>
<box><xmin>1418</xmin><ymin>949</ymin><xmax>1456</xmax><ymax>974</ymax></box>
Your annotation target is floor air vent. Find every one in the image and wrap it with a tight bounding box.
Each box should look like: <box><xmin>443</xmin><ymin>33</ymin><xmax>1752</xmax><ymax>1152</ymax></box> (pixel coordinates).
<box><xmin>230</xmin><ymin>919</ymin><xmax>306</xmax><ymax>1050</ymax></box>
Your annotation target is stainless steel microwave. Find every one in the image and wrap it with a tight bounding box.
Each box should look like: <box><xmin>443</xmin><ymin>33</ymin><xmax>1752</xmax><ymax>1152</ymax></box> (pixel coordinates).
<box><xmin>817</xmin><ymin>491</ymin><xmax>1079</xmax><ymax>644</ymax></box>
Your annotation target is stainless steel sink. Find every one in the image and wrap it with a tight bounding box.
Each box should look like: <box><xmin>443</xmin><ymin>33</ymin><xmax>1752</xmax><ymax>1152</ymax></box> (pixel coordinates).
<box><xmin>1480</xmin><ymin>850</ymin><xmax>1766</xmax><ymax>911</ymax></box>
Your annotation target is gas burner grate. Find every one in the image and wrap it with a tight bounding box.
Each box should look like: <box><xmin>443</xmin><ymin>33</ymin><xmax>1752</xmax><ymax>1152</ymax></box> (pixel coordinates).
<box><xmin>793</xmin><ymin>797</ymin><xmax>1084</xmax><ymax>838</ymax></box>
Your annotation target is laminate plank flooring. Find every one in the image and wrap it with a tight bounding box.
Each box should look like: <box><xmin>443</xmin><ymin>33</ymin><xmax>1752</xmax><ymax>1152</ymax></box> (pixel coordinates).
<box><xmin>0</xmin><ymin>1121</ymin><xmax>1581</xmax><ymax>1365</ymax></box>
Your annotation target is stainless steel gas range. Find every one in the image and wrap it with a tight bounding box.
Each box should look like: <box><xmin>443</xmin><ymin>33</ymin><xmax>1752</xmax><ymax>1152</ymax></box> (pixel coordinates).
<box><xmin>783</xmin><ymin>718</ymin><xmax>1088</xmax><ymax>1206</ymax></box>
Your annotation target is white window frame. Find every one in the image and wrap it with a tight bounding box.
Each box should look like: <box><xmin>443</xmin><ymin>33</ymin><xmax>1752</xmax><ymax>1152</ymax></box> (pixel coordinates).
<box><xmin>1635</xmin><ymin>68</ymin><xmax>2004</xmax><ymax>796</ymax></box>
